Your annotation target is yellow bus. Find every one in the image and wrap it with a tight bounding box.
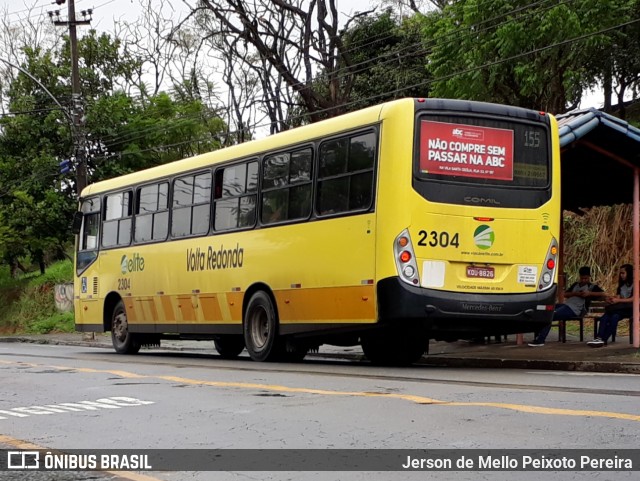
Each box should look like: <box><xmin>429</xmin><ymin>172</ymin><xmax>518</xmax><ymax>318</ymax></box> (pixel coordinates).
<box><xmin>74</xmin><ymin>98</ymin><xmax>560</xmax><ymax>364</ymax></box>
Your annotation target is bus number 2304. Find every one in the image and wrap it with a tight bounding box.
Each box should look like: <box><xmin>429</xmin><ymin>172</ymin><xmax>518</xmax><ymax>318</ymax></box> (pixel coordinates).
<box><xmin>417</xmin><ymin>230</ymin><xmax>460</xmax><ymax>248</ymax></box>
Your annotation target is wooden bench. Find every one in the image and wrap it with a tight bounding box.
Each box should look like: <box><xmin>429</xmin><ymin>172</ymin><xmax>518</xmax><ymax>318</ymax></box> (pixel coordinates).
<box><xmin>556</xmin><ymin>316</ymin><xmax>584</xmax><ymax>343</ymax></box>
<box><xmin>590</xmin><ymin>301</ymin><xmax>634</xmax><ymax>344</ymax></box>
<box><xmin>559</xmin><ymin>300</ymin><xmax>634</xmax><ymax>343</ymax></box>
<box><xmin>557</xmin><ymin>299</ymin><xmax>607</xmax><ymax>343</ymax></box>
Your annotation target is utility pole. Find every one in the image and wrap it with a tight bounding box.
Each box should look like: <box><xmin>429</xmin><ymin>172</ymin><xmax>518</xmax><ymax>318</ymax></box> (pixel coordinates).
<box><xmin>49</xmin><ymin>0</ymin><xmax>92</xmax><ymax>194</ymax></box>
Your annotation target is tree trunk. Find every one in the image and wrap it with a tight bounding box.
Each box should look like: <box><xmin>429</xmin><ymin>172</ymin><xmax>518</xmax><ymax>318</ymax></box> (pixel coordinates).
<box><xmin>603</xmin><ymin>67</ymin><xmax>612</xmax><ymax>113</ymax></box>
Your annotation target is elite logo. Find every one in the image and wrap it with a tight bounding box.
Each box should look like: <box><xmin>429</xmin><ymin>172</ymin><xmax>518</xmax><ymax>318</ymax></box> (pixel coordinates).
<box><xmin>120</xmin><ymin>253</ymin><xmax>145</xmax><ymax>275</ymax></box>
<box><xmin>474</xmin><ymin>225</ymin><xmax>495</xmax><ymax>250</ymax></box>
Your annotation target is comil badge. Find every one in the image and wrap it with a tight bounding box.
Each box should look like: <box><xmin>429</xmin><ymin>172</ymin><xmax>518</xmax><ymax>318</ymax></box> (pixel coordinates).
<box><xmin>474</xmin><ymin>225</ymin><xmax>495</xmax><ymax>250</ymax></box>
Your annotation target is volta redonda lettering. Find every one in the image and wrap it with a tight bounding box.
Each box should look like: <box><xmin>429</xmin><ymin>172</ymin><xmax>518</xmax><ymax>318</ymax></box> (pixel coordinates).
<box><xmin>187</xmin><ymin>244</ymin><xmax>244</xmax><ymax>272</ymax></box>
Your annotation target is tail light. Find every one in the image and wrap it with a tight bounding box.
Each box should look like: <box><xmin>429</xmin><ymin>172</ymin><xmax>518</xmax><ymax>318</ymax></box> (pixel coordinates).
<box><xmin>394</xmin><ymin>229</ymin><xmax>420</xmax><ymax>286</ymax></box>
<box><xmin>538</xmin><ymin>238</ymin><xmax>558</xmax><ymax>291</ymax></box>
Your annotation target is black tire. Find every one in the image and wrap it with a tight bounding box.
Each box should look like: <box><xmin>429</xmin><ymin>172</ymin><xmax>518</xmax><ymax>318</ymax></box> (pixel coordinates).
<box><xmin>361</xmin><ymin>329</ymin><xmax>427</xmax><ymax>366</ymax></box>
<box><xmin>214</xmin><ymin>336</ymin><xmax>245</xmax><ymax>359</ymax></box>
<box><xmin>243</xmin><ymin>291</ymin><xmax>281</xmax><ymax>362</ymax></box>
<box><xmin>111</xmin><ymin>300</ymin><xmax>140</xmax><ymax>354</ymax></box>
<box><xmin>280</xmin><ymin>340</ymin><xmax>309</xmax><ymax>363</ymax></box>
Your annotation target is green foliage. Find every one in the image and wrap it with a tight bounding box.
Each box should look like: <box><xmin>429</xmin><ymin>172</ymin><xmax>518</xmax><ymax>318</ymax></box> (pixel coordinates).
<box><xmin>292</xmin><ymin>10</ymin><xmax>433</xmax><ymax>123</ymax></box>
<box><xmin>418</xmin><ymin>0</ymin><xmax>636</xmax><ymax>113</ymax></box>
<box><xmin>0</xmin><ymin>259</ymin><xmax>74</xmax><ymax>334</ymax></box>
<box><xmin>28</xmin><ymin>312</ymin><xmax>75</xmax><ymax>335</ymax></box>
<box><xmin>25</xmin><ymin>258</ymin><xmax>73</xmax><ymax>287</ymax></box>
<box><xmin>86</xmin><ymin>91</ymin><xmax>224</xmax><ymax>182</ymax></box>
<box><xmin>342</xmin><ymin>10</ymin><xmax>432</xmax><ymax>110</ymax></box>
<box><xmin>0</xmin><ymin>27</ymin><xmax>227</xmax><ymax>276</ymax></box>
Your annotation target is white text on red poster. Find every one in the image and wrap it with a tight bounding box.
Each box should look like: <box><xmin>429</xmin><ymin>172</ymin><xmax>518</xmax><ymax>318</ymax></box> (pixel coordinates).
<box><xmin>420</xmin><ymin>121</ymin><xmax>514</xmax><ymax>181</ymax></box>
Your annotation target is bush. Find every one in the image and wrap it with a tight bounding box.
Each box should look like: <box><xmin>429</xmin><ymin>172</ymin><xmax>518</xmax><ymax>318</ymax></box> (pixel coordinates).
<box><xmin>26</xmin><ymin>312</ymin><xmax>75</xmax><ymax>334</ymax></box>
<box><xmin>0</xmin><ymin>259</ymin><xmax>74</xmax><ymax>334</ymax></box>
<box><xmin>563</xmin><ymin>204</ymin><xmax>633</xmax><ymax>292</ymax></box>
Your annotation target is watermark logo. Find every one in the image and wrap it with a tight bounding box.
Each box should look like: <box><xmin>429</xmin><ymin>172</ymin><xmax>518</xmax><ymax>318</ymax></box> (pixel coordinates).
<box><xmin>474</xmin><ymin>225</ymin><xmax>495</xmax><ymax>250</ymax></box>
<box><xmin>7</xmin><ymin>451</ymin><xmax>39</xmax><ymax>469</ymax></box>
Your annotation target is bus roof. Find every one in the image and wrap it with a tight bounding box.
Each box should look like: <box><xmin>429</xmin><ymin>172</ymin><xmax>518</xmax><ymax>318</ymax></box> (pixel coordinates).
<box><xmin>80</xmin><ymin>99</ymin><xmax>408</xmax><ymax>197</ymax></box>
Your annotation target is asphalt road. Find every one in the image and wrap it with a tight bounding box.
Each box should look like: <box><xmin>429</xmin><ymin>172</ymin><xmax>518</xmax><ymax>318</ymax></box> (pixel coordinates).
<box><xmin>1</xmin><ymin>343</ymin><xmax>639</xmax><ymax>481</ymax></box>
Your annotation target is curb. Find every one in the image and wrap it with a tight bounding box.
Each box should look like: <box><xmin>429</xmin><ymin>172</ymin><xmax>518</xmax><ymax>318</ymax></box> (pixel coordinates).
<box><xmin>0</xmin><ymin>336</ymin><xmax>113</xmax><ymax>349</ymax></box>
<box><xmin>420</xmin><ymin>356</ymin><xmax>640</xmax><ymax>374</ymax></box>
<box><xmin>2</xmin><ymin>337</ymin><xmax>639</xmax><ymax>374</ymax></box>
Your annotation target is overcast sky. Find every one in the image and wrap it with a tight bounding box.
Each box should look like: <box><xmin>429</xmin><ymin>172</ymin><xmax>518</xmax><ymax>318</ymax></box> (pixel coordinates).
<box><xmin>0</xmin><ymin>0</ymin><xmax>377</xmax><ymax>34</ymax></box>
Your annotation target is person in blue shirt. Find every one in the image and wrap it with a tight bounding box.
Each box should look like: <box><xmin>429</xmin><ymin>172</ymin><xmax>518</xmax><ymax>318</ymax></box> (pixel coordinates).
<box><xmin>529</xmin><ymin>266</ymin><xmax>605</xmax><ymax>347</ymax></box>
<box><xmin>587</xmin><ymin>264</ymin><xmax>633</xmax><ymax>347</ymax></box>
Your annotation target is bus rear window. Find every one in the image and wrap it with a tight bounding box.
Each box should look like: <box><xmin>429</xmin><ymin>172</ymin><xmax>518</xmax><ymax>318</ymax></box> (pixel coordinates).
<box><xmin>416</xmin><ymin>116</ymin><xmax>549</xmax><ymax>188</ymax></box>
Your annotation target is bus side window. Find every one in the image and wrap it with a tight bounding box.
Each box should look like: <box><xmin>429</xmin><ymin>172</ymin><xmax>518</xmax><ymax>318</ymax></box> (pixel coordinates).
<box><xmin>135</xmin><ymin>182</ymin><xmax>169</xmax><ymax>243</ymax></box>
<box><xmin>214</xmin><ymin>160</ymin><xmax>257</xmax><ymax>231</ymax></box>
<box><xmin>316</xmin><ymin>132</ymin><xmax>376</xmax><ymax>216</ymax></box>
<box><xmin>171</xmin><ymin>172</ymin><xmax>211</xmax><ymax>238</ymax></box>
<box><xmin>262</xmin><ymin>148</ymin><xmax>312</xmax><ymax>224</ymax></box>
<box><xmin>102</xmin><ymin>191</ymin><xmax>133</xmax><ymax>248</ymax></box>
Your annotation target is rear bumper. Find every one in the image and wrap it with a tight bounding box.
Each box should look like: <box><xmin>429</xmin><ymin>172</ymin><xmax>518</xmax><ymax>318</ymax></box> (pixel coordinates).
<box><xmin>377</xmin><ymin>277</ymin><xmax>556</xmax><ymax>338</ymax></box>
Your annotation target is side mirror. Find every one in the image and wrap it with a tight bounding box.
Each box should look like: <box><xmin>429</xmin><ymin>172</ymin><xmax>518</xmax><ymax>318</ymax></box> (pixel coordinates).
<box><xmin>72</xmin><ymin>211</ymin><xmax>84</xmax><ymax>235</ymax></box>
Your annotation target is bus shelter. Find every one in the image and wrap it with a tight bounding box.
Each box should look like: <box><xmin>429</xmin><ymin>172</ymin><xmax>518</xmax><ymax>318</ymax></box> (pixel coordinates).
<box><xmin>556</xmin><ymin>107</ymin><xmax>640</xmax><ymax>348</ymax></box>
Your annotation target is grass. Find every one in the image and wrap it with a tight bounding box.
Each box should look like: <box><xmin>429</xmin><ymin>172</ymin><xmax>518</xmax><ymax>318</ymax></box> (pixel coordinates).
<box><xmin>0</xmin><ymin>259</ymin><xmax>75</xmax><ymax>334</ymax></box>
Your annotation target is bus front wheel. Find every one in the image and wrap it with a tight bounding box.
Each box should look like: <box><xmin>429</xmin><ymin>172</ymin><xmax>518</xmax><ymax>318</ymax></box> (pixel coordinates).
<box><xmin>111</xmin><ymin>300</ymin><xmax>141</xmax><ymax>354</ymax></box>
<box><xmin>243</xmin><ymin>291</ymin><xmax>280</xmax><ymax>362</ymax></box>
<box><xmin>214</xmin><ymin>336</ymin><xmax>245</xmax><ymax>359</ymax></box>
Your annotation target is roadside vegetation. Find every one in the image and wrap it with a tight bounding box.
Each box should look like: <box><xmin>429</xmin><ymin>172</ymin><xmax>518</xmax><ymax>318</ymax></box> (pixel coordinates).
<box><xmin>0</xmin><ymin>259</ymin><xmax>74</xmax><ymax>334</ymax></box>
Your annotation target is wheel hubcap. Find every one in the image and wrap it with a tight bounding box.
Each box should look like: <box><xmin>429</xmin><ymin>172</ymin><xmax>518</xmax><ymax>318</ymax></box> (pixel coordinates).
<box><xmin>113</xmin><ymin>312</ymin><xmax>128</xmax><ymax>342</ymax></box>
<box><xmin>250</xmin><ymin>306</ymin><xmax>269</xmax><ymax>350</ymax></box>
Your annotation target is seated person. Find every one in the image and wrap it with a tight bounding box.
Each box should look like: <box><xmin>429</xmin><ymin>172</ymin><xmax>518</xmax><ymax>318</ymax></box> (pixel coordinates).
<box><xmin>529</xmin><ymin>266</ymin><xmax>605</xmax><ymax>346</ymax></box>
<box><xmin>587</xmin><ymin>264</ymin><xmax>633</xmax><ymax>347</ymax></box>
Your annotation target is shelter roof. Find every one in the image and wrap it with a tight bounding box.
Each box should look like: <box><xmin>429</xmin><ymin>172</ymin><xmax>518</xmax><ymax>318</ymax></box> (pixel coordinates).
<box><xmin>556</xmin><ymin>108</ymin><xmax>640</xmax><ymax>211</ymax></box>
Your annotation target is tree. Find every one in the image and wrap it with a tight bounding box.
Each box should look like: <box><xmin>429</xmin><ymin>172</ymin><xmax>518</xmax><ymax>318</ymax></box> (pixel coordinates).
<box><xmin>0</xmin><ymin>48</ymin><xmax>75</xmax><ymax>273</ymax></box>
<box><xmin>380</xmin><ymin>0</ymin><xmax>446</xmax><ymax>16</ymax></box>
<box><xmin>580</xmin><ymin>0</ymin><xmax>640</xmax><ymax>118</ymax></box>
<box><xmin>0</xmin><ymin>26</ymin><xmax>227</xmax><ymax>274</ymax></box>
<box><xmin>184</xmin><ymin>0</ymin><xmax>359</xmax><ymax>128</ymax></box>
<box><xmin>421</xmin><ymin>0</ymin><xmax>594</xmax><ymax>113</ymax></box>
<box><xmin>339</xmin><ymin>10</ymin><xmax>432</xmax><ymax>110</ymax></box>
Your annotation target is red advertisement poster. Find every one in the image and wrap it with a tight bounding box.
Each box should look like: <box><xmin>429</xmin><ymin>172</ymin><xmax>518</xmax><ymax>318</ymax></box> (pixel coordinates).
<box><xmin>420</xmin><ymin>120</ymin><xmax>514</xmax><ymax>181</ymax></box>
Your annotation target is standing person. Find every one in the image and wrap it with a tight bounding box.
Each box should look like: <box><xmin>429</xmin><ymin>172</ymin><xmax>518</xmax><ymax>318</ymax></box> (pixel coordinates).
<box><xmin>587</xmin><ymin>264</ymin><xmax>634</xmax><ymax>347</ymax></box>
<box><xmin>529</xmin><ymin>266</ymin><xmax>605</xmax><ymax>347</ymax></box>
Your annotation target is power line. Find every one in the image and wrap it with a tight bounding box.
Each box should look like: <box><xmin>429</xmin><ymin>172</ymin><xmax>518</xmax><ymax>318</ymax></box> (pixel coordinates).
<box><xmin>1</xmin><ymin>0</ymin><xmax>50</xmax><ymax>18</ymax></box>
<box><xmin>98</xmin><ymin>0</ymin><xmax>571</xmax><ymax>147</ymax></box>
<box><xmin>0</xmin><ymin>0</ymin><xmax>115</xmax><ymax>24</ymax></box>
<box><xmin>5</xmin><ymin>0</ymin><xmax>556</xmax><ymax>152</ymax></box>
<box><xmin>100</xmin><ymin>0</ymin><xmax>596</xmax><ymax>149</ymax></box>
<box><xmin>0</xmin><ymin>106</ymin><xmax>63</xmax><ymax>116</ymax></box>
<box><xmin>4</xmin><ymin>13</ymin><xmax>638</xmax><ymax>195</ymax></box>
<box><xmin>3</xmin><ymin>3</ymin><xmax>637</xmax><ymax>171</ymax></box>
<box><xmin>103</xmin><ymin>15</ymin><xmax>640</xmax><ymax>159</ymax></box>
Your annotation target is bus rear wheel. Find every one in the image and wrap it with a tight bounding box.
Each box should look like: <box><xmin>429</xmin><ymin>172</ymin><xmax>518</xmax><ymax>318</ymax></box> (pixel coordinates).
<box><xmin>214</xmin><ymin>336</ymin><xmax>245</xmax><ymax>359</ymax></box>
<box><xmin>280</xmin><ymin>340</ymin><xmax>309</xmax><ymax>363</ymax></box>
<box><xmin>243</xmin><ymin>291</ymin><xmax>281</xmax><ymax>362</ymax></box>
<box><xmin>361</xmin><ymin>329</ymin><xmax>427</xmax><ymax>366</ymax></box>
<box><xmin>111</xmin><ymin>300</ymin><xmax>140</xmax><ymax>354</ymax></box>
